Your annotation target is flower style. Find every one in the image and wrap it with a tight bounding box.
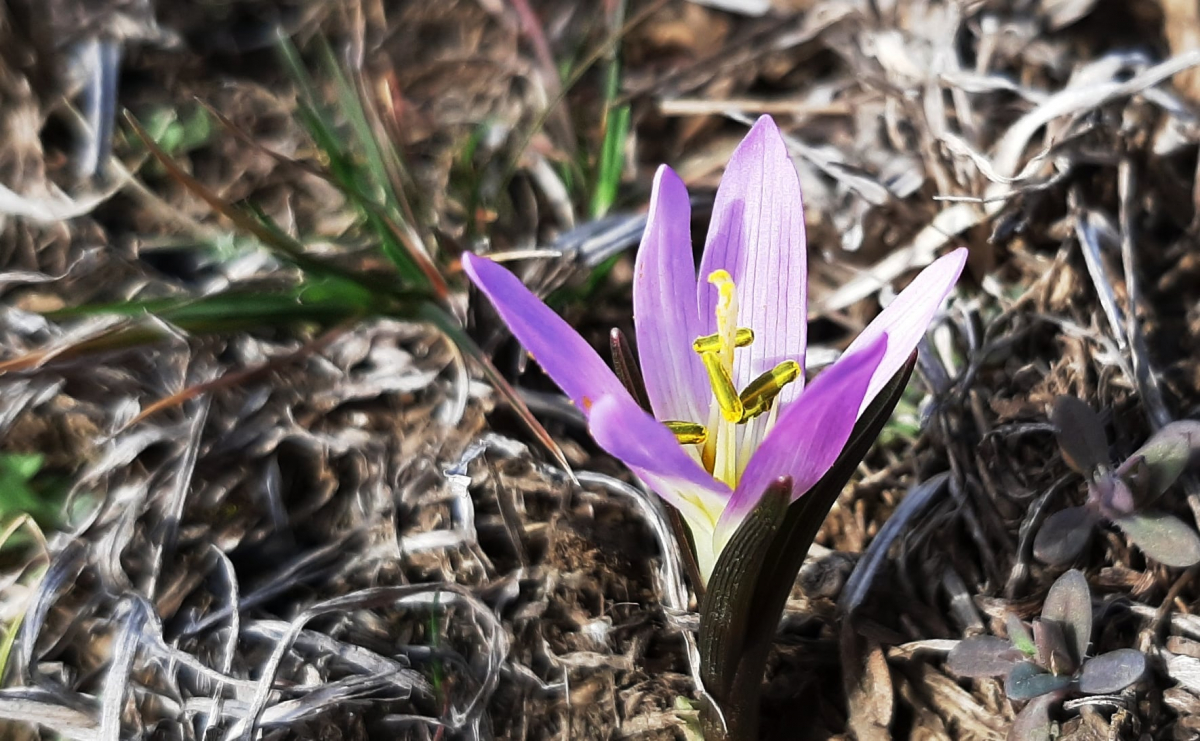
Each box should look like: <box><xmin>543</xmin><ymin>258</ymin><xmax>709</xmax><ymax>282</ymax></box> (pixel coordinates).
<box><xmin>464</xmin><ymin>116</ymin><xmax>966</xmax><ymax>581</ymax></box>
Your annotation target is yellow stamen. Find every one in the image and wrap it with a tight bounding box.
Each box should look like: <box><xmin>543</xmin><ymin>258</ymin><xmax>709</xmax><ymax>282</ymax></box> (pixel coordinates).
<box><xmin>701</xmin><ymin>400</ymin><xmax>719</xmax><ymax>472</ymax></box>
<box><xmin>692</xmin><ymin>328</ymin><xmax>754</xmax><ymax>354</ymax></box>
<box><xmin>738</xmin><ymin>360</ymin><xmax>801</xmax><ymax>421</ymax></box>
<box><xmin>664</xmin><ymin>421</ymin><xmax>708</xmax><ymax>445</ymax></box>
<box><xmin>700</xmin><ymin>352</ymin><xmax>743</xmax><ymax>422</ymax></box>
<box><xmin>670</xmin><ymin>266</ymin><xmax>802</xmax><ymax>491</ymax></box>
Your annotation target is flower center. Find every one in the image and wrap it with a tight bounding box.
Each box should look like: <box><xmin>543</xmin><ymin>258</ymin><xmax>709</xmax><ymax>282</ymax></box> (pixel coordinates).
<box><xmin>662</xmin><ymin>270</ymin><xmax>800</xmax><ymax>487</ymax></box>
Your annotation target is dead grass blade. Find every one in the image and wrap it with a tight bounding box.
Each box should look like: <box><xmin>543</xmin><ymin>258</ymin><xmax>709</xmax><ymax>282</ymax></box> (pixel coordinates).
<box><xmin>0</xmin><ymin>688</ymin><xmax>96</xmax><ymax>741</ymax></box>
<box><xmin>418</xmin><ymin>303</ymin><xmax>574</xmax><ymax>480</ymax></box>
<box><xmin>236</xmin><ymin>584</ymin><xmax>505</xmax><ymax>740</ymax></box>
<box><xmin>120</xmin><ymin>323</ymin><xmax>350</xmax><ymax>429</ymax></box>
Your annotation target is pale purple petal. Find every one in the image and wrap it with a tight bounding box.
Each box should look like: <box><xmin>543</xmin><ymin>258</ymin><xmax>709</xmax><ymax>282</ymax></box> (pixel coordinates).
<box><xmin>843</xmin><ymin>248</ymin><xmax>967</xmax><ymax>416</ymax></box>
<box><xmin>697</xmin><ymin>115</ymin><xmax>808</xmax><ymax>404</ymax></box>
<box><xmin>589</xmin><ymin>393</ymin><xmax>731</xmax><ymax>521</ymax></box>
<box><xmin>715</xmin><ymin>334</ymin><xmax>887</xmax><ymax>547</ymax></box>
<box><xmin>633</xmin><ymin>166</ymin><xmax>709</xmax><ymax>423</ymax></box>
<box><xmin>463</xmin><ymin>253</ymin><xmax>627</xmax><ymax>410</ymax></box>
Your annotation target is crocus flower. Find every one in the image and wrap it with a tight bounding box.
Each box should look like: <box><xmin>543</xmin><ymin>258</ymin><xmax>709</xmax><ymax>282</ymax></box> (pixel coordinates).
<box><xmin>464</xmin><ymin>116</ymin><xmax>966</xmax><ymax>581</ymax></box>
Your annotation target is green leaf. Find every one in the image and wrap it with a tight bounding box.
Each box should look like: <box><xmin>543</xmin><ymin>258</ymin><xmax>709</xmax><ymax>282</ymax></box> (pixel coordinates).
<box><xmin>1009</xmin><ymin>693</ymin><xmax>1057</xmax><ymax>741</ymax></box>
<box><xmin>946</xmin><ymin>636</ymin><xmax>1020</xmax><ymax>678</ymax></box>
<box><xmin>1005</xmin><ymin>662</ymin><xmax>1072</xmax><ymax>701</ymax></box>
<box><xmin>0</xmin><ymin>453</ymin><xmax>74</xmax><ymax>530</ymax></box>
<box><xmin>1118</xmin><ymin>420</ymin><xmax>1200</xmax><ymax>500</ymax></box>
<box><xmin>1041</xmin><ymin>569</ymin><xmax>1092</xmax><ymax>665</ymax></box>
<box><xmin>1033</xmin><ymin>618</ymin><xmax>1076</xmax><ymax>675</ymax></box>
<box><xmin>1</xmin><ymin>453</ymin><xmax>43</xmax><ymax>483</ymax></box>
<box><xmin>318</xmin><ymin>39</ymin><xmax>403</xmax><ymax>211</ymax></box>
<box><xmin>0</xmin><ymin>454</ymin><xmax>45</xmax><ymax>519</ymax></box>
<box><xmin>1051</xmin><ymin>396</ymin><xmax>1108</xmax><ymax>477</ymax></box>
<box><xmin>699</xmin><ymin>478</ymin><xmax>791</xmax><ymax>736</ymax></box>
<box><xmin>16</xmin><ymin>282</ymin><xmax>394</xmax><ymax>373</ymax></box>
<box><xmin>1033</xmin><ymin>506</ymin><xmax>1097</xmax><ymax>565</ymax></box>
<box><xmin>1078</xmin><ymin>649</ymin><xmax>1145</xmax><ymax>694</ymax></box>
<box><xmin>125</xmin><ymin>112</ymin><xmax>412</xmax><ymax>299</ymax></box>
<box><xmin>1007</xmin><ymin>613</ymin><xmax>1037</xmax><ymax>657</ymax></box>
<box><xmin>1112</xmin><ymin>510</ymin><xmax>1200</xmax><ymax>568</ymax></box>
<box><xmin>276</xmin><ymin>36</ymin><xmax>446</xmax><ymax>297</ymax></box>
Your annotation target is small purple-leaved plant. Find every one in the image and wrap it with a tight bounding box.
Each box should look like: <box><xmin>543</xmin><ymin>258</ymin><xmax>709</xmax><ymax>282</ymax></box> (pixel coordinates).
<box><xmin>947</xmin><ymin>570</ymin><xmax>1145</xmax><ymax>741</ymax></box>
<box><xmin>1034</xmin><ymin>396</ymin><xmax>1200</xmax><ymax>567</ymax></box>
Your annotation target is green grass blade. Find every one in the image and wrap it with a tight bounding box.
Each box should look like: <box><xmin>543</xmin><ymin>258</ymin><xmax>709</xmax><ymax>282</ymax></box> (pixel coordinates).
<box><xmin>54</xmin><ymin>284</ymin><xmax>377</xmax><ymax>328</ymax></box>
<box><xmin>0</xmin><ymin>284</ymin><xmax>393</xmax><ymax>372</ymax></box>
<box><xmin>126</xmin><ymin>112</ymin><xmax>420</xmax><ymax>300</ymax></box>
<box><xmin>277</xmin><ymin>36</ymin><xmax>447</xmax><ymax>297</ymax></box>
<box><xmin>501</xmin><ymin>0</ymin><xmax>666</xmax><ymax>199</ymax></box>
<box><xmin>590</xmin><ymin>1</ymin><xmax>629</xmax><ymax>218</ymax></box>
<box><xmin>317</xmin><ymin>39</ymin><xmax>403</xmax><ymax>220</ymax></box>
<box><xmin>590</xmin><ymin>103</ymin><xmax>629</xmax><ymax>218</ymax></box>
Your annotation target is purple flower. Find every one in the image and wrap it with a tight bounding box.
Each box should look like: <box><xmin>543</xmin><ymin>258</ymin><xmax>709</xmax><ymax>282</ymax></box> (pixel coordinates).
<box><xmin>464</xmin><ymin>116</ymin><xmax>966</xmax><ymax>580</ymax></box>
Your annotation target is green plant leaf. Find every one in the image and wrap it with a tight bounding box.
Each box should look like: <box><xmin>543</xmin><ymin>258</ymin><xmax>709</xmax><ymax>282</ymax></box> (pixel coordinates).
<box><xmin>1033</xmin><ymin>618</ymin><xmax>1076</xmax><ymax>675</ymax></box>
<box><xmin>0</xmin><ymin>454</ymin><xmax>45</xmax><ymax>519</ymax></box>
<box><xmin>3</xmin><ymin>283</ymin><xmax>388</xmax><ymax>374</ymax></box>
<box><xmin>1008</xmin><ymin>692</ymin><xmax>1057</xmax><ymax>741</ymax></box>
<box><xmin>590</xmin><ymin>104</ymin><xmax>630</xmax><ymax>218</ymax></box>
<box><xmin>699</xmin><ymin>477</ymin><xmax>791</xmax><ymax>738</ymax></box>
<box><xmin>276</xmin><ymin>35</ymin><xmax>447</xmax><ymax>298</ymax></box>
<box><xmin>1041</xmin><ymin>569</ymin><xmax>1091</xmax><ymax>665</ymax></box>
<box><xmin>141</xmin><ymin>105</ymin><xmax>214</xmax><ymax>156</ymax></box>
<box><xmin>0</xmin><ymin>454</ymin><xmax>75</xmax><ymax>531</ymax></box>
<box><xmin>1033</xmin><ymin>505</ymin><xmax>1097</xmax><ymax>565</ymax></box>
<box><xmin>1005</xmin><ymin>662</ymin><xmax>1072</xmax><ymax>701</ymax></box>
<box><xmin>1007</xmin><ymin>613</ymin><xmax>1036</xmax><ymax>657</ymax></box>
<box><xmin>946</xmin><ymin>636</ymin><xmax>1021</xmax><ymax>678</ymax></box>
<box><xmin>1077</xmin><ymin>648</ymin><xmax>1145</xmax><ymax>694</ymax></box>
<box><xmin>1118</xmin><ymin>420</ymin><xmax>1200</xmax><ymax>500</ymax></box>
<box><xmin>125</xmin><ymin>112</ymin><xmax>414</xmax><ymax>300</ymax></box>
<box><xmin>1112</xmin><ymin>510</ymin><xmax>1200</xmax><ymax>568</ymax></box>
<box><xmin>1051</xmin><ymin>396</ymin><xmax>1109</xmax><ymax>477</ymax></box>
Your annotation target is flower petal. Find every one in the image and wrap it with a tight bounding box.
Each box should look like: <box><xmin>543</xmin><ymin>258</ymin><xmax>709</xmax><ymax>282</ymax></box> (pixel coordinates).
<box><xmin>843</xmin><ymin>248</ymin><xmax>967</xmax><ymax>416</ymax></box>
<box><xmin>589</xmin><ymin>393</ymin><xmax>731</xmax><ymax>526</ymax></box>
<box><xmin>633</xmin><ymin>166</ymin><xmax>709</xmax><ymax>423</ymax></box>
<box><xmin>463</xmin><ymin>253</ymin><xmax>627</xmax><ymax>410</ymax></box>
<box><xmin>697</xmin><ymin>115</ymin><xmax>808</xmax><ymax>403</ymax></box>
<box><xmin>715</xmin><ymin>333</ymin><xmax>888</xmax><ymax>549</ymax></box>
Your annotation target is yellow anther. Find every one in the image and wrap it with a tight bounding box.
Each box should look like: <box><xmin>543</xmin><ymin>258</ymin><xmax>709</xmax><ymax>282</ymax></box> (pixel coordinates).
<box><xmin>692</xmin><ymin>328</ymin><xmax>754</xmax><ymax>354</ymax></box>
<box><xmin>738</xmin><ymin>360</ymin><xmax>801</xmax><ymax>421</ymax></box>
<box><xmin>701</xmin><ymin>352</ymin><xmax>744</xmax><ymax>422</ymax></box>
<box><xmin>665</xmin><ymin>421</ymin><xmax>708</xmax><ymax>445</ymax></box>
